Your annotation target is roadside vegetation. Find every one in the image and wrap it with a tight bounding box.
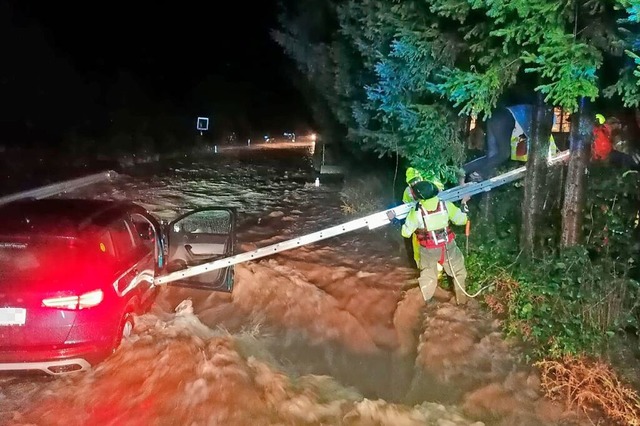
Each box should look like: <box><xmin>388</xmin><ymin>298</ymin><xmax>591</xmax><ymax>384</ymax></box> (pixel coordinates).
<box><xmin>277</xmin><ymin>0</ymin><xmax>640</xmax><ymax>423</ymax></box>
<box><xmin>466</xmin><ymin>166</ymin><xmax>640</xmax><ymax>422</ymax></box>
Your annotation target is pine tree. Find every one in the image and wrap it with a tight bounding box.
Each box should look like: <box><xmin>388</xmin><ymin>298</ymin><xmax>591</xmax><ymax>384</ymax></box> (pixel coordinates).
<box><xmin>275</xmin><ymin>0</ymin><xmax>470</xmax><ymax>183</ymax></box>
<box><xmin>340</xmin><ymin>0</ymin><xmax>467</xmax><ymax>181</ymax></box>
<box><xmin>274</xmin><ymin>0</ymin><xmax>640</xmax><ymax>250</ymax></box>
<box><xmin>272</xmin><ymin>0</ymin><xmax>352</xmax><ymax>145</ymax></box>
<box><xmin>427</xmin><ymin>0</ymin><xmax>637</xmax><ymax>253</ymax></box>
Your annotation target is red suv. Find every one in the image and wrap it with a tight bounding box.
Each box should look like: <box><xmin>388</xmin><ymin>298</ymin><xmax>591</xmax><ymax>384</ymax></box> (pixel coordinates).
<box><xmin>0</xmin><ymin>199</ymin><xmax>235</xmax><ymax>375</ymax></box>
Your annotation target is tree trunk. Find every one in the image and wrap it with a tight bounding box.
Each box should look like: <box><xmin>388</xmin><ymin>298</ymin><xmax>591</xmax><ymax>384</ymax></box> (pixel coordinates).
<box><xmin>459</xmin><ymin>115</ymin><xmax>472</xmax><ymax>146</ymax></box>
<box><xmin>478</xmin><ymin>191</ymin><xmax>495</xmax><ymax>239</ymax></box>
<box><xmin>561</xmin><ymin>98</ymin><xmax>593</xmax><ymax>247</ymax></box>
<box><xmin>520</xmin><ymin>96</ymin><xmax>554</xmax><ymax>258</ymax></box>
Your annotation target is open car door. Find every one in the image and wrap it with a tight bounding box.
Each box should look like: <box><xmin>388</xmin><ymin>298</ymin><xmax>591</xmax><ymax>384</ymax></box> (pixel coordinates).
<box><xmin>164</xmin><ymin>207</ymin><xmax>235</xmax><ymax>292</ymax></box>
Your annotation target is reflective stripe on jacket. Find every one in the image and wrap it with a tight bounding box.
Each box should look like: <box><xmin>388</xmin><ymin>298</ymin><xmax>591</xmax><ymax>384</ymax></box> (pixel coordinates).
<box><xmin>511</xmin><ymin>134</ymin><xmax>558</xmax><ymax>162</ymax></box>
<box><xmin>402</xmin><ymin>186</ymin><xmax>416</xmax><ymax>203</ymax></box>
<box><xmin>507</xmin><ymin>105</ymin><xmax>559</xmax><ymax>162</ymax></box>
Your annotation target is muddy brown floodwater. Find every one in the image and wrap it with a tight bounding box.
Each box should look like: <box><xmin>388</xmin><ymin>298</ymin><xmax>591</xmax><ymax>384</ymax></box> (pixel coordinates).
<box><xmin>0</xmin><ymin>144</ymin><xmax>591</xmax><ymax>425</ymax></box>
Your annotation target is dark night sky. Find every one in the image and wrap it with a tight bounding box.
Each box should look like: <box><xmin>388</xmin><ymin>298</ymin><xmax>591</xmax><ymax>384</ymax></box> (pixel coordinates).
<box><xmin>0</xmin><ymin>0</ymin><xmax>310</xmax><ymax>146</ymax></box>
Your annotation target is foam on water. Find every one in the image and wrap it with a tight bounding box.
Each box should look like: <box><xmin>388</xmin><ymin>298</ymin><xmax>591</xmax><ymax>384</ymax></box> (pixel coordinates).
<box><xmin>0</xmin><ymin>147</ymin><xmax>583</xmax><ymax>425</ymax></box>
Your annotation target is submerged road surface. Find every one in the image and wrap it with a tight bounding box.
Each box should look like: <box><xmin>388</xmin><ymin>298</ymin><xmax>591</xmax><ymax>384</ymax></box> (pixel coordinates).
<box><xmin>1</xmin><ymin>143</ymin><xmax>586</xmax><ymax>425</ymax></box>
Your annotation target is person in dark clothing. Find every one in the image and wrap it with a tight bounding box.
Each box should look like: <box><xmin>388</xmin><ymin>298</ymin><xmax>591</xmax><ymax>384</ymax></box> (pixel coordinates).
<box><xmin>607</xmin><ymin>116</ymin><xmax>640</xmax><ymax>170</ymax></box>
<box><xmin>463</xmin><ymin>107</ymin><xmax>514</xmax><ymax>181</ymax></box>
<box><xmin>463</xmin><ymin>105</ymin><xmax>557</xmax><ymax>181</ymax></box>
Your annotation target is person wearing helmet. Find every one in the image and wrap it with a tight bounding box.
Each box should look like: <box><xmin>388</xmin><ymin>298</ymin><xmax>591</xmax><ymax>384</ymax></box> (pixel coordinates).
<box><xmin>592</xmin><ymin>113</ymin><xmax>613</xmax><ymax>161</ymax></box>
<box><xmin>607</xmin><ymin>116</ymin><xmax>640</xmax><ymax>170</ymax></box>
<box><xmin>402</xmin><ymin>167</ymin><xmax>426</xmax><ymax>269</ymax></box>
<box><xmin>402</xmin><ymin>168</ymin><xmax>446</xmax><ymax>273</ymax></box>
<box><xmin>402</xmin><ymin>167</ymin><xmax>424</xmax><ymax>203</ymax></box>
<box><xmin>402</xmin><ymin>167</ymin><xmax>445</xmax><ymax>204</ymax></box>
<box><xmin>392</xmin><ymin>180</ymin><xmax>469</xmax><ymax>306</ymax></box>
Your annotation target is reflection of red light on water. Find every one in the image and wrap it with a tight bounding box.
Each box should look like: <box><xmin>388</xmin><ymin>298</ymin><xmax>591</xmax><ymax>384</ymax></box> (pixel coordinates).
<box><xmin>8</xmin><ymin>245</ymin><xmax>569</xmax><ymax>425</ymax></box>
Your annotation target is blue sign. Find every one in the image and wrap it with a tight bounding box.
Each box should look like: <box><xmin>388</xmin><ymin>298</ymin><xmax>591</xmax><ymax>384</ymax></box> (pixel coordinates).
<box><xmin>196</xmin><ymin>117</ymin><xmax>209</xmax><ymax>131</ymax></box>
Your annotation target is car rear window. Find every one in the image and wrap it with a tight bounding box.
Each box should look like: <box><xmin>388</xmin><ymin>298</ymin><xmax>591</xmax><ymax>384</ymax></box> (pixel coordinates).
<box><xmin>0</xmin><ymin>239</ymin><xmax>94</xmax><ymax>279</ymax></box>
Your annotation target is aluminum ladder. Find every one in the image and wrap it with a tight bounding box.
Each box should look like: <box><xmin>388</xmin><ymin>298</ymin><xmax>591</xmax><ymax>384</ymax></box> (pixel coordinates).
<box><xmin>154</xmin><ymin>151</ymin><xmax>570</xmax><ymax>285</ymax></box>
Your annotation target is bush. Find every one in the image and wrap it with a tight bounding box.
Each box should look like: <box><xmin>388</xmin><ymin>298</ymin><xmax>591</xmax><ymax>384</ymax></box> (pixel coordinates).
<box><xmin>465</xmin><ymin>165</ymin><xmax>640</xmax><ymax>360</ymax></box>
<box><xmin>468</xmin><ymin>242</ymin><xmax>640</xmax><ymax>360</ymax></box>
<box><xmin>339</xmin><ymin>175</ymin><xmax>392</xmax><ymax>215</ymax></box>
<box><xmin>536</xmin><ymin>356</ymin><xmax>640</xmax><ymax>425</ymax></box>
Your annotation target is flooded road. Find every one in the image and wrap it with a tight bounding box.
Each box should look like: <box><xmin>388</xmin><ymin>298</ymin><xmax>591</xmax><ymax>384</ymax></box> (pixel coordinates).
<box><xmin>0</xmin><ymin>144</ymin><xmax>584</xmax><ymax>425</ymax></box>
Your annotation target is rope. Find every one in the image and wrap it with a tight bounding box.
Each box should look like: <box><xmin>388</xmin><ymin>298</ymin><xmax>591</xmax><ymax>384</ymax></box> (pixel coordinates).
<box><xmin>445</xmin><ymin>240</ymin><xmax>492</xmax><ymax>299</ymax></box>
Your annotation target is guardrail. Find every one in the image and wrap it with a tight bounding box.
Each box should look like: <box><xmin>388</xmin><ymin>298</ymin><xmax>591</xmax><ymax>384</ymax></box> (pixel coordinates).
<box><xmin>0</xmin><ymin>170</ymin><xmax>118</xmax><ymax>206</ymax></box>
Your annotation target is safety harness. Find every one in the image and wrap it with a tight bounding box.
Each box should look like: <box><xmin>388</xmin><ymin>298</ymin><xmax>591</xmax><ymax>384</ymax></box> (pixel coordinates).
<box><xmin>414</xmin><ymin>201</ymin><xmax>455</xmax><ymax>250</ymax></box>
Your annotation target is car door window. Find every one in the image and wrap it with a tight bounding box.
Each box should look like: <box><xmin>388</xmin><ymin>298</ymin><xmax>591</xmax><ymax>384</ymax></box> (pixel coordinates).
<box><xmin>165</xmin><ymin>208</ymin><xmax>236</xmax><ymax>292</ymax></box>
<box><xmin>108</xmin><ymin>218</ymin><xmax>141</xmax><ymax>295</ymax></box>
<box><xmin>129</xmin><ymin>214</ymin><xmax>156</xmax><ymax>252</ymax></box>
<box><xmin>109</xmin><ymin>219</ymin><xmax>137</xmax><ymax>261</ymax></box>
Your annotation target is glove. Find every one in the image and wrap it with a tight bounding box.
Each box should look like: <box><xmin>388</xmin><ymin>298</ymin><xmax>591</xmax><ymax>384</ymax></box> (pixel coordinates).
<box><xmin>461</xmin><ymin>203</ymin><xmax>469</xmax><ymax>214</ymax></box>
<box><xmin>386</xmin><ymin>210</ymin><xmax>403</xmax><ymax>226</ymax></box>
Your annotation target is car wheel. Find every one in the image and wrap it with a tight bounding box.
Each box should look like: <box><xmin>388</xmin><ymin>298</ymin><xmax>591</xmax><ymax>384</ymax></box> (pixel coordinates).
<box><xmin>118</xmin><ymin>313</ymin><xmax>135</xmax><ymax>345</ymax></box>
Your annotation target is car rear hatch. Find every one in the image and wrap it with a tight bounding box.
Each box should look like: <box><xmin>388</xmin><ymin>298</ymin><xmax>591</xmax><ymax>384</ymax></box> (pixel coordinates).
<box><xmin>0</xmin><ymin>238</ymin><xmax>99</xmax><ymax>352</ymax></box>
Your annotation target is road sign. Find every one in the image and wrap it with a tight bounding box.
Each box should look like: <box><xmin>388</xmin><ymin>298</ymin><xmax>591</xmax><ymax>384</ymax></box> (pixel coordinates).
<box><xmin>196</xmin><ymin>117</ymin><xmax>209</xmax><ymax>131</ymax></box>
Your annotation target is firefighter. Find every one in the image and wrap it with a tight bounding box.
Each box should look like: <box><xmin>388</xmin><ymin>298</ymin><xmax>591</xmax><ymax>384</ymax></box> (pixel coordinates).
<box><xmin>392</xmin><ymin>180</ymin><xmax>469</xmax><ymax>305</ymax></box>
<box><xmin>463</xmin><ymin>104</ymin><xmax>558</xmax><ymax>181</ymax></box>
<box><xmin>591</xmin><ymin>114</ymin><xmax>640</xmax><ymax>169</ymax></box>
<box><xmin>507</xmin><ymin>105</ymin><xmax>558</xmax><ymax>163</ymax></box>
<box><xmin>402</xmin><ymin>167</ymin><xmax>444</xmax><ymax>203</ymax></box>
<box><xmin>402</xmin><ymin>168</ymin><xmax>445</xmax><ymax>270</ymax></box>
<box><xmin>592</xmin><ymin>113</ymin><xmax>613</xmax><ymax>161</ymax></box>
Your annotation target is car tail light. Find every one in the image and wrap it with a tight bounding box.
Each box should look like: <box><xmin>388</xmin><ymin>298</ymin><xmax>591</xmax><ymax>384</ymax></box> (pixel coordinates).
<box><xmin>42</xmin><ymin>289</ymin><xmax>104</xmax><ymax>310</ymax></box>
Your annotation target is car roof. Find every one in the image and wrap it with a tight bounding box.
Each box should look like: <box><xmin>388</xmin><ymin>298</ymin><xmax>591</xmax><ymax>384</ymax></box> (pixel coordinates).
<box><xmin>0</xmin><ymin>199</ymin><xmax>142</xmax><ymax>239</ymax></box>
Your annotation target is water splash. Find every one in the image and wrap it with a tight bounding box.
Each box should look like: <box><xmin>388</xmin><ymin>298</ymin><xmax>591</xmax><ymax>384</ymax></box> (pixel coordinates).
<box><xmin>1</xmin><ymin>148</ymin><xmax>587</xmax><ymax>425</ymax></box>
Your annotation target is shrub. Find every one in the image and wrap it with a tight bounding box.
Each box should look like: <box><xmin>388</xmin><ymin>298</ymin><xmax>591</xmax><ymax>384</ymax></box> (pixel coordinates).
<box><xmin>468</xmin><ymin>239</ymin><xmax>639</xmax><ymax>360</ymax></box>
<box><xmin>536</xmin><ymin>356</ymin><xmax>640</xmax><ymax>425</ymax></box>
<box><xmin>339</xmin><ymin>175</ymin><xmax>392</xmax><ymax>215</ymax></box>
<box><xmin>465</xmin><ymin>165</ymin><xmax>640</xmax><ymax>360</ymax></box>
